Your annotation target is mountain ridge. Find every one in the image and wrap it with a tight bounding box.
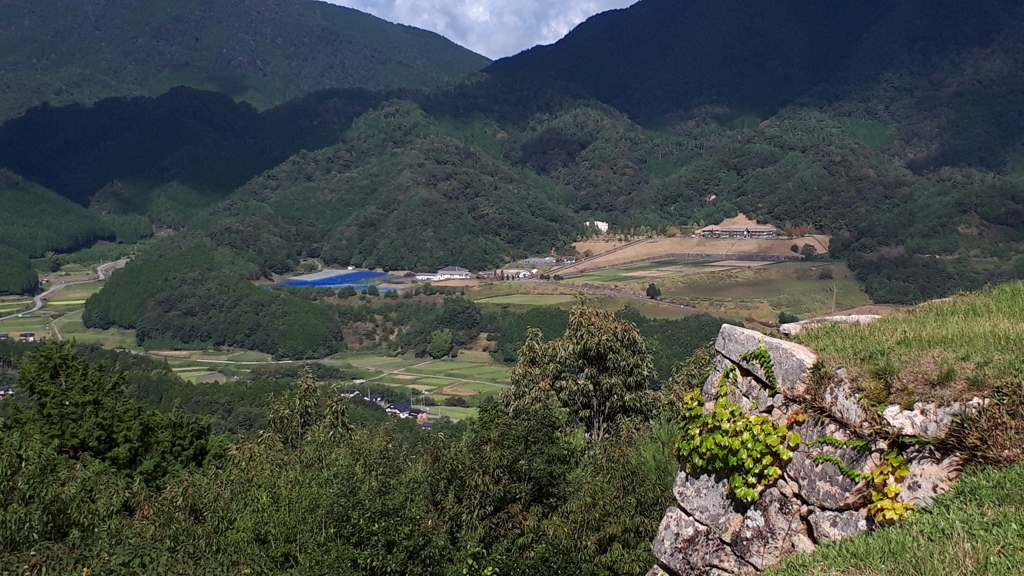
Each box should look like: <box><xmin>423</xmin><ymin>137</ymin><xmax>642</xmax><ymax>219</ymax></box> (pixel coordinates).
<box><xmin>0</xmin><ymin>0</ymin><xmax>489</xmax><ymax>121</ymax></box>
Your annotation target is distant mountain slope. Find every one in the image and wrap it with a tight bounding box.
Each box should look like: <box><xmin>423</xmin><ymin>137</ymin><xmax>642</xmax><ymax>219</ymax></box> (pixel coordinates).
<box><xmin>0</xmin><ymin>87</ymin><xmax>387</xmax><ymax>224</ymax></box>
<box><xmin>0</xmin><ymin>170</ymin><xmax>111</xmax><ymax>258</ymax></box>
<box><xmin>486</xmin><ymin>0</ymin><xmax>1022</xmax><ymax>137</ymax></box>
<box><xmin>0</xmin><ymin>0</ymin><xmax>489</xmax><ymax>121</ymax></box>
<box><xmin>192</xmin><ymin>99</ymin><xmax>580</xmax><ymax>273</ymax></box>
<box><xmin>486</xmin><ymin>0</ymin><xmax>886</xmax><ymax>120</ymax></box>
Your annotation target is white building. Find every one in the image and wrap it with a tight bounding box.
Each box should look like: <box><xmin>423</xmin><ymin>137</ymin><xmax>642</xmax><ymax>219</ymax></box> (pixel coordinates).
<box><xmin>416</xmin><ymin>266</ymin><xmax>472</xmax><ymax>282</ymax></box>
<box><xmin>586</xmin><ymin>220</ymin><xmax>610</xmax><ymax>234</ymax></box>
<box><xmin>500</xmin><ymin>268</ymin><xmax>538</xmax><ymax>279</ymax></box>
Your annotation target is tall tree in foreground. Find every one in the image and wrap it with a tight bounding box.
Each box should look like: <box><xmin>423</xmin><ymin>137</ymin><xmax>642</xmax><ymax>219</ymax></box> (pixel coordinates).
<box><xmin>5</xmin><ymin>341</ymin><xmax>219</xmax><ymax>485</ymax></box>
<box><xmin>507</xmin><ymin>305</ymin><xmax>657</xmax><ymax>441</ymax></box>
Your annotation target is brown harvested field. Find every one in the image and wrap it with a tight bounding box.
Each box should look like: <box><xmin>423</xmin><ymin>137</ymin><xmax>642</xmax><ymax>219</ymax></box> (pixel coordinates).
<box><xmin>574</xmin><ymin>239</ymin><xmax>634</xmax><ymax>256</ymax></box>
<box><xmin>623</xmin><ymin>269</ymin><xmax>676</xmax><ymax>278</ymax></box>
<box><xmin>434</xmin><ymin>279</ymin><xmax>481</xmax><ymax>287</ymax></box>
<box><xmin>391</xmin><ymin>374</ymin><xmax>418</xmax><ymax>380</ymax></box>
<box><xmin>558</xmin><ymin>236</ymin><xmax>829</xmax><ymax>276</ymax></box>
<box><xmin>439</xmin><ymin>385</ymin><xmax>477</xmax><ymax>396</ymax></box>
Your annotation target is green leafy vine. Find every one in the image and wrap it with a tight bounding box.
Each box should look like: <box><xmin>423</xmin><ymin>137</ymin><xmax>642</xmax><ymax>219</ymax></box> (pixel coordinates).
<box><xmin>677</xmin><ymin>363</ymin><xmax>800</xmax><ymax>504</ymax></box>
<box><xmin>740</xmin><ymin>341</ymin><xmax>777</xmax><ymax>391</ymax></box>
<box><xmin>810</xmin><ymin>435</ymin><xmax>871</xmax><ymax>452</ymax></box>
<box><xmin>865</xmin><ymin>450</ymin><xmax>915</xmax><ymax>524</ymax></box>
<box><xmin>814</xmin><ymin>447</ymin><xmax>915</xmax><ymax>524</ymax></box>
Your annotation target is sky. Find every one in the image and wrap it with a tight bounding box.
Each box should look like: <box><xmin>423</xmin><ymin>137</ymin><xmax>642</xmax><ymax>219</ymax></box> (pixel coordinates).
<box><xmin>324</xmin><ymin>0</ymin><xmax>639</xmax><ymax>60</ymax></box>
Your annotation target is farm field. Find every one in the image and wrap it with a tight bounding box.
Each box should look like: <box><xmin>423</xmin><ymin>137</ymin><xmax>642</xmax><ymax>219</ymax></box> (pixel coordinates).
<box><xmin>476</xmin><ymin>294</ymin><xmax>578</xmax><ymax>306</ymax></box>
<box><xmin>52</xmin><ymin>310</ymin><xmax>137</xmax><ymax>349</ymax></box>
<box><xmin>661</xmin><ymin>262</ymin><xmax>870</xmax><ymax>322</ymax></box>
<box><xmin>333</xmin><ymin>351</ymin><xmax>513</xmax><ymax>419</ymax></box>
<box><xmin>419</xmin><ymin>405</ymin><xmax>477</xmax><ymax>420</ymax></box>
<box><xmin>0</xmin><ymin>298</ymin><xmax>32</xmax><ymax>315</ymax></box>
<box><xmin>569</xmin><ymin>259</ymin><xmax>712</xmax><ymax>283</ymax></box>
<box><xmin>556</xmin><ymin>235</ymin><xmax>829</xmax><ymax>277</ymax></box>
<box><xmin>0</xmin><ymin>315</ymin><xmax>52</xmax><ymax>338</ymax></box>
<box><xmin>44</xmin><ymin>280</ymin><xmax>105</xmax><ymax>302</ymax></box>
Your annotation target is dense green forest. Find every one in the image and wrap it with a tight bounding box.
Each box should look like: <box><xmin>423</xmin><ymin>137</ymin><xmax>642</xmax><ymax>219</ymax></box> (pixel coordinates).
<box><xmin>1</xmin><ymin>311</ymin><xmax>699</xmax><ymax>575</ymax></box>
<box><xmin>0</xmin><ymin>0</ymin><xmax>488</xmax><ymax>122</ymax></box>
<box><xmin>0</xmin><ymin>169</ymin><xmax>113</xmax><ymax>257</ymax></box>
<box><xmin>193</xmin><ymin>99</ymin><xmax>581</xmax><ymax>273</ymax></box>
<box><xmin>0</xmin><ymin>87</ymin><xmax>389</xmax><ymax>220</ymax></box>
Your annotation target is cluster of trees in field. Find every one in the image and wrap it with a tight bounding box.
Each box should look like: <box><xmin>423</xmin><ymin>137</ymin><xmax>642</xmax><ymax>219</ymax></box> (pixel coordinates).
<box><xmin>82</xmin><ymin>242</ymin><xmax>343</xmax><ymax>359</ymax></box>
<box><xmin>1</xmin><ymin>307</ymin><xmax>705</xmax><ymax>575</ymax></box>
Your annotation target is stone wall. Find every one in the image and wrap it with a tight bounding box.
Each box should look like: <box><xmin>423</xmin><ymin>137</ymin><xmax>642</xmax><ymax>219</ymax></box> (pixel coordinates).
<box><xmin>648</xmin><ymin>325</ymin><xmax>973</xmax><ymax>576</ymax></box>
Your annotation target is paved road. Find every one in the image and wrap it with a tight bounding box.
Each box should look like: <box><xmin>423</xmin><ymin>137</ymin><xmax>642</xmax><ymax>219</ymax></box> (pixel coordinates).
<box><xmin>0</xmin><ymin>260</ymin><xmax>127</xmax><ymax>323</ymax></box>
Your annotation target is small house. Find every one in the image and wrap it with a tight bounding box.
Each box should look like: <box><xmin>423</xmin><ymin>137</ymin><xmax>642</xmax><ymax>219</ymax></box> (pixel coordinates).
<box><xmin>0</xmin><ymin>386</ymin><xmax>13</xmax><ymax>398</ymax></box>
<box><xmin>0</xmin><ymin>333</ymin><xmax>8</xmax><ymax>340</ymax></box>
<box><xmin>341</xmin><ymin>389</ymin><xmax>362</xmax><ymax>399</ymax></box>
<box><xmin>18</xmin><ymin>333</ymin><xmax>34</xmax><ymax>342</ymax></box>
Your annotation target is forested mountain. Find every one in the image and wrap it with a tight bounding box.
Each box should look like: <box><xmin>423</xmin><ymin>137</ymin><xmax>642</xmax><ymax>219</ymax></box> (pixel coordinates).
<box><xmin>0</xmin><ymin>87</ymin><xmax>388</xmax><ymax>223</ymax></box>
<box><xmin>191</xmin><ymin>99</ymin><xmax>581</xmax><ymax>273</ymax></box>
<box><xmin>0</xmin><ymin>0</ymin><xmax>489</xmax><ymax>122</ymax></box>
<box><xmin>0</xmin><ymin>169</ymin><xmax>113</xmax><ymax>294</ymax></box>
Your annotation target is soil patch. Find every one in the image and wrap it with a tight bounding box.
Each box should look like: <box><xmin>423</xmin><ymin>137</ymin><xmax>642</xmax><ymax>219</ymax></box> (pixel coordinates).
<box><xmin>439</xmin><ymin>385</ymin><xmax>477</xmax><ymax>396</ymax></box>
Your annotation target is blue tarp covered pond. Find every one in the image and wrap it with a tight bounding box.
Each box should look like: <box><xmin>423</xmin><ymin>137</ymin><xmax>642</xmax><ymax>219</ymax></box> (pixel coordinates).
<box><xmin>282</xmin><ymin>270</ymin><xmax>388</xmax><ymax>287</ymax></box>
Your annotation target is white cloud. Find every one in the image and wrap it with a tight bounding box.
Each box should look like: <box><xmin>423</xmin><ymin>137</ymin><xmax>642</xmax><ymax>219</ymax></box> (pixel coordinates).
<box><xmin>323</xmin><ymin>0</ymin><xmax>638</xmax><ymax>59</ymax></box>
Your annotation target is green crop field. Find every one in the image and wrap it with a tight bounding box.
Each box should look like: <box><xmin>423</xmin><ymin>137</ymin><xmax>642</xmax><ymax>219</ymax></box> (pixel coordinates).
<box><xmin>655</xmin><ymin>262</ymin><xmax>870</xmax><ymax>322</ymax></box>
<box><xmin>420</xmin><ymin>405</ymin><xmax>477</xmax><ymax>420</ymax></box>
<box><xmin>52</xmin><ymin>309</ymin><xmax>137</xmax><ymax>349</ymax></box>
<box><xmin>0</xmin><ymin>315</ymin><xmax>52</xmax><ymax>336</ymax></box>
<box><xmin>476</xmin><ymin>294</ymin><xmax>578</xmax><ymax>306</ymax></box>
<box><xmin>569</xmin><ymin>260</ymin><xmax>711</xmax><ymax>283</ymax></box>
<box><xmin>47</xmin><ymin>281</ymin><xmax>105</xmax><ymax>301</ymax></box>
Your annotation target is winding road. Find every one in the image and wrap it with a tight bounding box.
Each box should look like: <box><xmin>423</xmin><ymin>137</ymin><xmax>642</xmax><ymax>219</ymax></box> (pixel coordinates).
<box><xmin>0</xmin><ymin>260</ymin><xmax>127</xmax><ymax>323</ymax></box>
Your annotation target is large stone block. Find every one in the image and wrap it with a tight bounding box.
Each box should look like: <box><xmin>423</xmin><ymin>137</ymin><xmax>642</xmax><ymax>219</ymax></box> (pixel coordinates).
<box><xmin>822</xmin><ymin>368</ymin><xmax>874</xmax><ymax>431</ymax></box>
<box><xmin>881</xmin><ymin>398</ymin><xmax>985</xmax><ymax>439</ymax></box>
<box><xmin>808</xmin><ymin>510</ymin><xmax>869</xmax><ymax>542</ymax></box>
<box><xmin>715</xmin><ymin>325</ymin><xmax>818</xmax><ymax>399</ymax></box>
<box><xmin>652</xmin><ymin>507</ymin><xmax>755</xmax><ymax>576</ymax></box>
<box><xmin>732</xmin><ymin>488</ymin><xmax>809</xmax><ymax>571</ymax></box>
<box><xmin>786</xmin><ymin>419</ymin><xmax>871</xmax><ymax>510</ymax></box>
<box><xmin>673</xmin><ymin>472</ymin><xmax>743</xmax><ymax>537</ymax></box>
<box><xmin>898</xmin><ymin>448</ymin><xmax>963</xmax><ymax>508</ymax></box>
